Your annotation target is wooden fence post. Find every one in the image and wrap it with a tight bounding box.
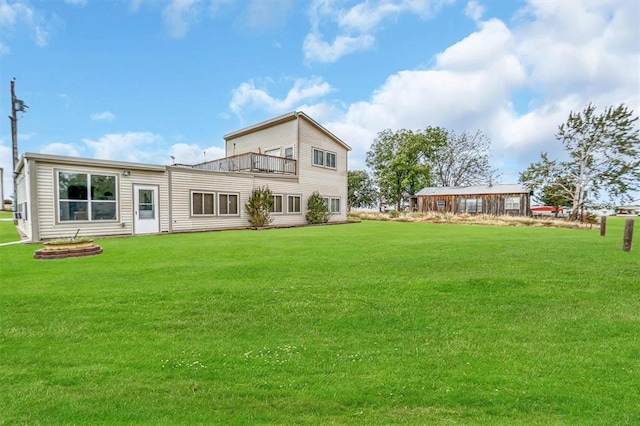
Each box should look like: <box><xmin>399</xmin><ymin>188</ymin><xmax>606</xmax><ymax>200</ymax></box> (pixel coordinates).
<box><xmin>623</xmin><ymin>219</ymin><xmax>634</xmax><ymax>252</ymax></box>
<box><xmin>600</xmin><ymin>216</ymin><xmax>607</xmax><ymax>237</ymax></box>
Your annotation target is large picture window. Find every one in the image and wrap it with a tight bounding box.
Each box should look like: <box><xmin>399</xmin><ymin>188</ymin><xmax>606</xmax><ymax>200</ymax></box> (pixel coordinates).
<box><xmin>192</xmin><ymin>192</ymin><xmax>215</xmax><ymax>215</ymax></box>
<box><xmin>219</xmin><ymin>193</ymin><xmax>239</xmax><ymax>215</ymax></box>
<box><xmin>58</xmin><ymin>172</ymin><xmax>117</xmax><ymax>221</ymax></box>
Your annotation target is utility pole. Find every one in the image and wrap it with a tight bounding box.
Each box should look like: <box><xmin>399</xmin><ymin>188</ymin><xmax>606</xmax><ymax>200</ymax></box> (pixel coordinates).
<box><xmin>9</xmin><ymin>79</ymin><xmax>27</xmax><ymax>214</ymax></box>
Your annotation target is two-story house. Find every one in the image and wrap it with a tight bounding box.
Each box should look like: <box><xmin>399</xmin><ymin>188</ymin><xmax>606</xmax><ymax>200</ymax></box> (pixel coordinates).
<box><xmin>14</xmin><ymin>111</ymin><xmax>350</xmax><ymax>242</ymax></box>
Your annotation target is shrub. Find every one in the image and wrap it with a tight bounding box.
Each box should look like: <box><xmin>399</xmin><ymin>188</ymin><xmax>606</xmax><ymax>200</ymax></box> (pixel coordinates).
<box><xmin>306</xmin><ymin>191</ymin><xmax>329</xmax><ymax>224</ymax></box>
<box><xmin>245</xmin><ymin>186</ymin><xmax>273</xmax><ymax>228</ymax></box>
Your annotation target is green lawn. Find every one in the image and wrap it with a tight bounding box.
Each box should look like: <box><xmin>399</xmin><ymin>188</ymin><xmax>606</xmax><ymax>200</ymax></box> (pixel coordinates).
<box><xmin>1</xmin><ymin>219</ymin><xmax>638</xmax><ymax>424</ymax></box>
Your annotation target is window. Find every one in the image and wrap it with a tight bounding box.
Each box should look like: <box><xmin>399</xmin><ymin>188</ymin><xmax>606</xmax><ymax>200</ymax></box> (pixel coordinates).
<box><xmin>505</xmin><ymin>196</ymin><xmax>520</xmax><ymax>210</ymax></box>
<box><xmin>437</xmin><ymin>200</ymin><xmax>445</xmax><ymax>210</ymax></box>
<box><xmin>284</xmin><ymin>147</ymin><xmax>294</xmax><ymax>159</ymax></box>
<box><xmin>270</xmin><ymin>194</ymin><xmax>283</xmax><ymax>213</ymax></box>
<box><xmin>458</xmin><ymin>197</ymin><xmax>483</xmax><ymax>213</ymax></box>
<box><xmin>330</xmin><ymin>198</ymin><xmax>340</xmax><ymax>213</ymax></box>
<box><xmin>323</xmin><ymin>197</ymin><xmax>341</xmax><ymax>213</ymax></box>
<box><xmin>192</xmin><ymin>192</ymin><xmax>215</xmax><ymax>215</ymax></box>
<box><xmin>219</xmin><ymin>193</ymin><xmax>239</xmax><ymax>215</ymax></box>
<box><xmin>326</xmin><ymin>152</ymin><xmax>336</xmax><ymax>169</ymax></box>
<box><xmin>58</xmin><ymin>172</ymin><xmax>117</xmax><ymax>221</ymax></box>
<box><xmin>287</xmin><ymin>195</ymin><xmax>301</xmax><ymax>213</ymax></box>
<box><xmin>313</xmin><ymin>148</ymin><xmax>324</xmax><ymax>166</ymax></box>
<box><xmin>312</xmin><ymin>148</ymin><xmax>337</xmax><ymax>169</ymax></box>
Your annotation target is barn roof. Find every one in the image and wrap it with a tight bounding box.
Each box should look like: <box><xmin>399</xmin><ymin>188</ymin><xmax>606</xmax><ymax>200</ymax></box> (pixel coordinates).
<box><xmin>416</xmin><ymin>184</ymin><xmax>529</xmax><ymax>196</ymax></box>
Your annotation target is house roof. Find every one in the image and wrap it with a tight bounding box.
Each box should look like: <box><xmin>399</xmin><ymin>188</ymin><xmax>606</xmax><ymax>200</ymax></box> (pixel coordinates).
<box><xmin>416</xmin><ymin>184</ymin><xmax>530</xmax><ymax>196</ymax></box>
<box><xmin>16</xmin><ymin>153</ymin><xmax>167</xmax><ymax>174</ymax></box>
<box><xmin>223</xmin><ymin>111</ymin><xmax>352</xmax><ymax>151</ymax></box>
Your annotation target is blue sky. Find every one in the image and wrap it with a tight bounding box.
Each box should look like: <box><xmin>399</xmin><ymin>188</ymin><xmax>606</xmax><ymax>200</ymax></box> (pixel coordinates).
<box><xmin>1</xmin><ymin>0</ymin><xmax>639</xmax><ymax>203</ymax></box>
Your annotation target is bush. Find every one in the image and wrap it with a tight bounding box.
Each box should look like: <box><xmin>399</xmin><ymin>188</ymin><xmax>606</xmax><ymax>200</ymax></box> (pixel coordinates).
<box><xmin>306</xmin><ymin>191</ymin><xmax>329</xmax><ymax>224</ymax></box>
<box><xmin>245</xmin><ymin>186</ymin><xmax>273</xmax><ymax>228</ymax></box>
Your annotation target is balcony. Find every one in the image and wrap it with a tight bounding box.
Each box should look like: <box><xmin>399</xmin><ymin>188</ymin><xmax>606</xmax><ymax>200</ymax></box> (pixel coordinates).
<box><xmin>175</xmin><ymin>152</ymin><xmax>297</xmax><ymax>175</ymax></box>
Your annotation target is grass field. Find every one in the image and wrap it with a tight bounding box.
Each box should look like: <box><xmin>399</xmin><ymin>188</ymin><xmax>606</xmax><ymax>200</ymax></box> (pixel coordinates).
<box><xmin>1</xmin><ymin>217</ymin><xmax>638</xmax><ymax>424</ymax></box>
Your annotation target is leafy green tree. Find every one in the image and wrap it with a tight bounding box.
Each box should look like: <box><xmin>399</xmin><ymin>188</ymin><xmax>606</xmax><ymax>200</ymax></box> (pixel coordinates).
<box><xmin>366</xmin><ymin>128</ymin><xmax>443</xmax><ymax>211</ymax></box>
<box><xmin>347</xmin><ymin>170</ymin><xmax>377</xmax><ymax>211</ymax></box>
<box><xmin>520</xmin><ymin>103</ymin><xmax>640</xmax><ymax>219</ymax></box>
<box><xmin>245</xmin><ymin>186</ymin><xmax>273</xmax><ymax>227</ymax></box>
<box><xmin>306</xmin><ymin>191</ymin><xmax>329</xmax><ymax>224</ymax></box>
<box><xmin>429</xmin><ymin>129</ymin><xmax>500</xmax><ymax>186</ymax></box>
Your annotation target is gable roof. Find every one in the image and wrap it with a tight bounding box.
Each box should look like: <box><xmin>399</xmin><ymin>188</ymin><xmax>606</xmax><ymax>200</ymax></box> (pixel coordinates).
<box><xmin>416</xmin><ymin>184</ymin><xmax>530</xmax><ymax>196</ymax></box>
<box><xmin>223</xmin><ymin>111</ymin><xmax>351</xmax><ymax>151</ymax></box>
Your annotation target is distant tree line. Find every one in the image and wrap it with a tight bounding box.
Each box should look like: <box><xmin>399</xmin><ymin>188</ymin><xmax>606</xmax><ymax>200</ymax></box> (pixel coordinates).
<box><xmin>349</xmin><ymin>103</ymin><xmax>640</xmax><ymax>220</ymax></box>
<box><xmin>349</xmin><ymin>127</ymin><xmax>498</xmax><ymax>211</ymax></box>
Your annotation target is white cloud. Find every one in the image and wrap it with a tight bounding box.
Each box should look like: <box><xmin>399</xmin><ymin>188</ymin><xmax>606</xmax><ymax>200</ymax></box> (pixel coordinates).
<box><xmin>304</xmin><ymin>0</ymin><xmax>454</xmax><ymax>63</ymax></box>
<box><xmin>170</xmin><ymin>143</ymin><xmax>225</xmax><ymax>165</ymax></box>
<box><xmin>64</xmin><ymin>0</ymin><xmax>87</xmax><ymax>6</ymax></box>
<box><xmin>230</xmin><ymin>77</ymin><xmax>333</xmax><ymax>114</ymax></box>
<box><xmin>82</xmin><ymin>132</ymin><xmax>163</xmax><ymax>163</ymax></box>
<box><xmin>304</xmin><ymin>0</ymin><xmax>639</xmax><ymax>185</ymax></box>
<box><xmin>0</xmin><ymin>0</ymin><xmax>61</xmax><ymax>48</ymax></box>
<box><xmin>40</xmin><ymin>142</ymin><xmax>82</xmax><ymax>157</ymax></box>
<box><xmin>0</xmin><ymin>41</ymin><xmax>9</xmax><ymax>56</ymax></box>
<box><xmin>303</xmin><ymin>32</ymin><xmax>375</xmax><ymax>63</ymax></box>
<box><xmin>162</xmin><ymin>0</ymin><xmax>201</xmax><ymax>39</ymax></box>
<box><xmin>91</xmin><ymin>111</ymin><xmax>117</xmax><ymax>122</ymax></box>
<box><xmin>464</xmin><ymin>0</ymin><xmax>484</xmax><ymax>22</ymax></box>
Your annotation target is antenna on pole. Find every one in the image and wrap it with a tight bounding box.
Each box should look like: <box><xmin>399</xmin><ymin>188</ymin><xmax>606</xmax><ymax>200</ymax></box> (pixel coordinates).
<box><xmin>9</xmin><ymin>78</ymin><xmax>27</xmax><ymax>215</ymax></box>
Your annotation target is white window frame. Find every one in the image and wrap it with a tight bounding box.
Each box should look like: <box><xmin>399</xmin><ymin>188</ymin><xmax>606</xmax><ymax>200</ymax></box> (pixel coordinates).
<box><xmin>322</xmin><ymin>196</ymin><xmax>341</xmax><ymax>214</ymax></box>
<box><xmin>287</xmin><ymin>195</ymin><xmax>301</xmax><ymax>214</ymax></box>
<box><xmin>312</xmin><ymin>147</ymin><xmax>337</xmax><ymax>169</ymax></box>
<box><xmin>57</xmin><ymin>171</ymin><xmax>118</xmax><ymax>222</ymax></box>
<box><xmin>312</xmin><ymin>148</ymin><xmax>324</xmax><ymax>166</ymax></box>
<box><xmin>458</xmin><ymin>197</ymin><xmax>483</xmax><ymax>213</ymax></box>
<box><xmin>191</xmin><ymin>191</ymin><xmax>215</xmax><ymax>216</ymax></box>
<box><xmin>270</xmin><ymin>194</ymin><xmax>284</xmax><ymax>214</ymax></box>
<box><xmin>505</xmin><ymin>196</ymin><xmax>520</xmax><ymax>210</ymax></box>
<box><xmin>325</xmin><ymin>151</ymin><xmax>336</xmax><ymax>169</ymax></box>
<box><xmin>218</xmin><ymin>192</ymin><xmax>240</xmax><ymax>216</ymax></box>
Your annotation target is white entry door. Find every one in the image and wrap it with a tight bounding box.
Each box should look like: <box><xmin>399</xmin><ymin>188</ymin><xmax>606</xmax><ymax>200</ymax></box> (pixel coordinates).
<box><xmin>134</xmin><ymin>184</ymin><xmax>159</xmax><ymax>234</ymax></box>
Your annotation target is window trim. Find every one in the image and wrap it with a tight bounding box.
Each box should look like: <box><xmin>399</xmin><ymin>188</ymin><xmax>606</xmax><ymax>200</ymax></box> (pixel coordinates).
<box><xmin>312</xmin><ymin>147</ymin><xmax>337</xmax><ymax>169</ymax></box>
<box><xmin>191</xmin><ymin>191</ymin><xmax>216</xmax><ymax>216</ymax></box>
<box><xmin>504</xmin><ymin>196</ymin><xmax>521</xmax><ymax>210</ymax></box>
<box><xmin>287</xmin><ymin>195</ymin><xmax>302</xmax><ymax>214</ymax></box>
<box><xmin>218</xmin><ymin>192</ymin><xmax>240</xmax><ymax>216</ymax></box>
<box><xmin>323</xmin><ymin>196</ymin><xmax>341</xmax><ymax>214</ymax></box>
<box><xmin>270</xmin><ymin>194</ymin><xmax>284</xmax><ymax>214</ymax></box>
<box><xmin>458</xmin><ymin>197</ymin><xmax>483</xmax><ymax>214</ymax></box>
<box><xmin>325</xmin><ymin>151</ymin><xmax>336</xmax><ymax>169</ymax></box>
<box><xmin>312</xmin><ymin>148</ymin><xmax>324</xmax><ymax>167</ymax></box>
<box><xmin>56</xmin><ymin>170</ymin><xmax>118</xmax><ymax>223</ymax></box>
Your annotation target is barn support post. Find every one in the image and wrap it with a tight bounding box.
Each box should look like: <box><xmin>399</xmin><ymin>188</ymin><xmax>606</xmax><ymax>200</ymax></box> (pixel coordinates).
<box><xmin>600</xmin><ymin>216</ymin><xmax>607</xmax><ymax>237</ymax></box>
<box><xmin>622</xmin><ymin>219</ymin><xmax>634</xmax><ymax>252</ymax></box>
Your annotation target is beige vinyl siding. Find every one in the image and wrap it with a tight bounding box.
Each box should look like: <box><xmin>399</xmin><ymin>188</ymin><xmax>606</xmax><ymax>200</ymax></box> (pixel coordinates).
<box><xmin>169</xmin><ymin>167</ymin><xmax>309</xmax><ymax>231</ymax></box>
<box><xmin>225</xmin><ymin>119</ymin><xmax>298</xmax><ymax>159</ymax></box>
<box><xmin>296</xmin><ymin>118</ymin><xmax>348</xmax><ymax>222</ymax></box>
<box><xmin>34</xmin><ymin>161</ymin><xmax>168</xmax><ymax>241</ymax></box>
<box><xmin>169</xmin><ymin>168</ymin><xmax>250</xmax><ymax>232</ymax></box>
